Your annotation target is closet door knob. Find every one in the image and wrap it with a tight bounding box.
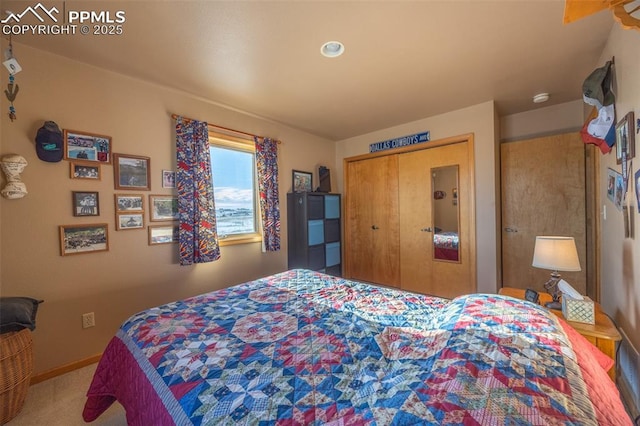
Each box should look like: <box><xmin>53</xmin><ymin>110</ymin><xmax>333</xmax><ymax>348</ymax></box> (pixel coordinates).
<box><xmin>420</xmin><ymin>227</ymin><xmax>432</xmax><ymax>232</ymax></box>
<box><xmin>504</xmin><ymin>227</ymin><xmax>518</xmax><ymax>233</ymax></box>
<box><xmin>371</xmin><ymin>225</ymin><xmax>379</xmax><ymax>230</ymax></box>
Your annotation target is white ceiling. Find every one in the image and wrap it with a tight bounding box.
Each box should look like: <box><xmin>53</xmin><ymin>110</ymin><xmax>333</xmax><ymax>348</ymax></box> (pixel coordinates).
<box><xmin>3</xmin><ymin>1</ymin><xmax>615</xmax><ymax>140</ymax></box>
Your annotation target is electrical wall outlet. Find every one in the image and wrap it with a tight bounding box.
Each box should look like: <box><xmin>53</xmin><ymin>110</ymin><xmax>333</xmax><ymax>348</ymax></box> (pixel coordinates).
<box><xmin>82</xmin><ymin>312</ymin><xmax>95</xmax><ymax>329</ymax></box>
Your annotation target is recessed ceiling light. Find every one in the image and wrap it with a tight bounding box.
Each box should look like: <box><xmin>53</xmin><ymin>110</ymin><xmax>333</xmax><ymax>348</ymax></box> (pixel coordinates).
<box><xmin>533</xmin><ymin>93</ymin><xmax>550</xmax><ymax>103</ymax></box>
<box><xmin>321</xmin><ymin>41</ymin><xmax>345</xmax><ymax>58</ymax></box>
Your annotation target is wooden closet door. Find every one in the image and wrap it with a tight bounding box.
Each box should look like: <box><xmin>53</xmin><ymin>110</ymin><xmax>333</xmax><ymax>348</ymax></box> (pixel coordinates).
<box><xmin>399</xmin><ymin>141</ymin><xmax>475</xmax><ymax>298</ymax></box>
<box><xmin>501</xmin><ymin>132</ymin><xmax>587</xmax><ymax>293</ymax></box>
<box><xmin>344</xmin><ymin>155</ymin><xmax>400</xmax><ymax>287</ymax></box>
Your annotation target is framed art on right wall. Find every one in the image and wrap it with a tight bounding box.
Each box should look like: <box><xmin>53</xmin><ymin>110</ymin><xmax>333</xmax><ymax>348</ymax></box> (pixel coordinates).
<box><xmin>607</xmin><ymin>168</ymin><xmax>617</xmax><ymax>203</ymax></box>
<box><xmin>635</xmin><ymin>168</ymin><xmax>640</xmax><ymax>212</ymax></box>
<box><xmin>615</xmin><ymin>111</ymin><xmax>635</xmax><ymax>165</ymax></box>
<box><xmin>614</xmin><ymin>170</ymin><xmax>625</xmax><ymax>211</ymax></box>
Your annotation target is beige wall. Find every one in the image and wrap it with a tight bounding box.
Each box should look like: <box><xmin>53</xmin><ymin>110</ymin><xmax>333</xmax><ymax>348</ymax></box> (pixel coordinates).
<box><xmin>0</xmin><ymin>43</ymin><xmax>336</xmax><ymax>374</ymax></box>
<box><xmin>596</xmin><ymin>26</ymin><xmax>640</xmax><ymax>352</ymax></box>
<box><xmin>500</xmin><ymin>100</ymin><xmax>584</xmax><ymax>142</ymax></box>
<box><xmin>335</xmin><ymin>101</ymin><xmax>500</xmax><ymax>293</ymax></box>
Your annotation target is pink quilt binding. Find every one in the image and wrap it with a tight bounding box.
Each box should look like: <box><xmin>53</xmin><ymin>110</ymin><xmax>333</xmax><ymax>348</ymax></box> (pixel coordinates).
<box><xmin>557</xmin><ymin>318</ymin><xmax>631</xmax><ymax>425</ymax></box>
<box><xmin>83</xmin><ymin>336</ymin><xmax>174</xmax><ymax>425</ymax></box>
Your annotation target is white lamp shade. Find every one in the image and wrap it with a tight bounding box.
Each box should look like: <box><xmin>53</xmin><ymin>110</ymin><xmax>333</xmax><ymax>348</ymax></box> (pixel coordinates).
<box><xmin>532</xmin><ymin>236</ymin><xmax>581</xmax><ymax>272</ymax></box>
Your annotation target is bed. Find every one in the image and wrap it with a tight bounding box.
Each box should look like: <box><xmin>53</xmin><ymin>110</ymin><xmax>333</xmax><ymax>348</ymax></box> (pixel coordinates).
<box><xmin>433</xmin><ymin>231</ymin><xmax>459</xmax><ymax>261</ymax></box>
<box><xmin>83</xmin><ymin>269</ymin><xmax>631</xmax><ymax>425</ymax></box>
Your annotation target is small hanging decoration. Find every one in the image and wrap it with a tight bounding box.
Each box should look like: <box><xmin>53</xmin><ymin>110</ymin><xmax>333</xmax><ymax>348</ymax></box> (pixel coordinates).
<box><xmin>3</xmin><ymin>36</ymin><xmax>21</xmax><ymax>122</ymax></box>
<box><xmin>5</xmin><ymin>73</ymin><xmax>19</xmax><ymax>121</ymax></box>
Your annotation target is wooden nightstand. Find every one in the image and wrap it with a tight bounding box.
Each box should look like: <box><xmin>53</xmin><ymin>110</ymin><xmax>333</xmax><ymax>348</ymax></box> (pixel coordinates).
<box><xmin>498</xmin><ymin>287</ymin><xmax>621</xmax><ymax>381</ymax></box>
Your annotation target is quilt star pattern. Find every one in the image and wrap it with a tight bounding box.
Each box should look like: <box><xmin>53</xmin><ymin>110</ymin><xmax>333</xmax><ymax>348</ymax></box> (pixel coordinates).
<box><xmin>84</xmin><ymin>269</ymin><xmax>629</xmax><ymax>425</ymax></box>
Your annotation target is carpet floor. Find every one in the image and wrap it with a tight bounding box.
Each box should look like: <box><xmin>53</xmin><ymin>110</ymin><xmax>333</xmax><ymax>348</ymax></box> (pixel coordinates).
<box><xmin>6</xmin><ymin>363</ymin><xmax>126</xmax><ymax>425</ymax></box>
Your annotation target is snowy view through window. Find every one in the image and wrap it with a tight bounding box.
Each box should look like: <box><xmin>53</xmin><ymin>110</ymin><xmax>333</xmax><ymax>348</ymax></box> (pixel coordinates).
<box><xmin>210</xmin><ymin>145</ymin><xmax>256</xmax><ymax>237</ymax></box>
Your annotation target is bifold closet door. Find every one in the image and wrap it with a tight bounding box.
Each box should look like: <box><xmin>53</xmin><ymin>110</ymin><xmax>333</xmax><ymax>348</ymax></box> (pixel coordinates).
<box><xmin>344</xmin><ymin>155</ymin><xmax>400</xmax><ymax>287</ymax></box>
<box><xmin>398</xmin><ymin>141</ymin><xmax>475</xmax><ymax>298</ymax></box>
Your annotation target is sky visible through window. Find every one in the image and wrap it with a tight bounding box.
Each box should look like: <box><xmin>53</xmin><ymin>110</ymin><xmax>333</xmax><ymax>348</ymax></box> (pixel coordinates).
<box><xmin>210</xmin><ymin>146</ymin><xmax>256</xmax><ymax>235</ymax></box>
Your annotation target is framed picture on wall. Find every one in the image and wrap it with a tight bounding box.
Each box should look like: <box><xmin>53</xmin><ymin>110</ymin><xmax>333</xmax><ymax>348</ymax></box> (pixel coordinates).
<box><xmin>607</xmin><ymin>168</ymin><xmax>617</xmax><ymax>203</ymax></box>
<box><xmin>616</xmin><ymin>111</ymin><xmax>635</xmax><ymax>165</ymax></box>
<box><xmin>63</xmin><ymin>130</ymin><xmax>112</xmax><ymax>163</ymax></box>
<box><xmin>115</xmin><ymin>194</ymin><xmax>144</xmax><ymax>212</ymax></box>
<box><xmin>635</xmin><ymin>168</ymin><xmax>640</xmax><ymax>212</ymax></box>
<box><xmin>59</xmin><ymin>223</ymin><xmax>109</xmax><ymax>256</ymax></box>
<box><xmin>114</xmin><ymin>153</ymin><xmax>151</xmax><ymax>190</ymax></box>
<box><xmin>70</xmin><ymin>162</ymin><xmax>101</xmax><ymax>180</ymax></box>
<box><xmin>162</xmin><ymin>170</ymin><xmax>176</xmax><ymax>188</ymax></box>
<box><xmin>116</xmin><ymin>213</ymin><xmax>145</xmax><ymax>230</ymax></box>
<box><xmin>72</xmin><ymin>191</ymin><xmax>100</xmax><ymax>217</ymax></box>
<box><xmin>614</xmin><ymin>170</ymin><xmax>625</xmax><ymax>211</ymax></box>
<box><xmin>292</xmin><ymin>170</ymin><xmax>312</xmax><ymax>193</ymax></box>
<box><xmin>148</xmin><ymin>224</ymin><xmax>179</xmax><ymax>245</ymax></box>
<box><xmin>149</xmin><ymin>195</ymin><xmax>179</xmax><ymax>221</ymax></box>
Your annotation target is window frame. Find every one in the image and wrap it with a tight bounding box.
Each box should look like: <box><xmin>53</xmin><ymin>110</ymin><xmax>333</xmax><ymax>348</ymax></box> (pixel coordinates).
<box><xmin>209</xmin><ymin>132</ymin><xmax>262</xmax><ymax>246</ymax></box>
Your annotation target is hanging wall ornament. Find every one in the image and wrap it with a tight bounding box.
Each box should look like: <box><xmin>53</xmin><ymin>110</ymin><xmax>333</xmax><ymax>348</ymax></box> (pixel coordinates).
<box><xmin>3</xmin><ymin>37</ymin><xmax>21</xmax><ymax>121</ymax></box>
<box><xmin>0</xmin><ymin>154</ymin><xmax>28</xmax><ymax>199</ymax></box>
<box><xmin>5</xmin><ymin>73</ymin><xmax>19</xmax><ymax>121</ymax></box>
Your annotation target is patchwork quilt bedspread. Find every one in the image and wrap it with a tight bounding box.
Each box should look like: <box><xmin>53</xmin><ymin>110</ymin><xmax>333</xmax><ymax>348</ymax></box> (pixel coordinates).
<box><xmin>83</xmin><ymin>269</ymin><xmax>631</xmax><ymax>425</ymax></box>
<box><xmin>433</xmin><ymin>231</ymin><xmax>459</xmax><ymax>250</ymax></box>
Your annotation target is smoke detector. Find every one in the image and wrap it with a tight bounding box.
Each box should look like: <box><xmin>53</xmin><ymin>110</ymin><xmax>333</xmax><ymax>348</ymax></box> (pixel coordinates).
<box><xmin>533</xmin><ymin>93</ymin><xmax>550</xmax><ymax>103</ymax></box>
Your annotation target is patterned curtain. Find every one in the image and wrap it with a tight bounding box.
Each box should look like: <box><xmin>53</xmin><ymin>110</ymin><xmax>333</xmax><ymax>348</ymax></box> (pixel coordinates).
<box><xmin>176</xmin><ymin>117</ymin><xmax>220</xmax><ymax>265</ymax></box>
<box><xmin>255</xmin><ymin>137</ymin><xmax>280</xmax><ymax>251</ymax></box>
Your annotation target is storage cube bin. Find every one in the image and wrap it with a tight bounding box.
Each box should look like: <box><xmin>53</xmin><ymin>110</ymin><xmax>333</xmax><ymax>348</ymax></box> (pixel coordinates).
<box><xmin>326</xmin><ymin>242</ymin><xmax>341</xmax><ymax>267</ymax></box>
<box><xmin>307</xmin><ymin>195</ymin><xmax>324</xmax><ymax>220</ymax></box>
<box><xmin>324</xmin><ymin>195</ymin><xmax>340</xmax><ymax>219</ymax></box>
<box><xmin>308</xmin><ymin>220</ymin><xmax>324</xmax><ymax>245</ymax></box>
<box><xmin>308</xmin><ymin>245</ymin><xmax>326</xmax><ymax>270</ymax></box>
<box><xmin>325</xmin><ymin>219</ymin><xmax>340</xmax><ymax>243</ymax></box>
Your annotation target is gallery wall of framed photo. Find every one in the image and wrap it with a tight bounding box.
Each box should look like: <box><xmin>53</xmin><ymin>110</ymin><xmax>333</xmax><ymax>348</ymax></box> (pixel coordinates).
<box><xmin>60</xmin><ymin>128</ymin><xmax>179</xmax><ymax>256</ymax></box>
<box><xmin>605</xmin><ymin>109</ymin><xmax>638</xmax><ymax>239</ymax></box>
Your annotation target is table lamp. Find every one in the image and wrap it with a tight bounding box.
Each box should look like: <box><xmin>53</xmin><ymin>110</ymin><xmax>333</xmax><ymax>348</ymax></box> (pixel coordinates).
<box><xmin>532</xmin><ymin>236</ymin><xmax>581</xmax><ymax>309</ymax></box>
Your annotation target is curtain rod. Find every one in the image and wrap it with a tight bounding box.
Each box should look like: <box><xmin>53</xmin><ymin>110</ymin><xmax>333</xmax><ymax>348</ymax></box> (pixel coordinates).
<box><xmin>171</xmin><ymin>114</ymin><xmax>281</xmax><ymax>143</ymax></box>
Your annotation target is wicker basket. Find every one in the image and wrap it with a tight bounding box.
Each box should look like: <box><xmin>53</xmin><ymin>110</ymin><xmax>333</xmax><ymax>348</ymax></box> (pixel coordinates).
<box><xmin>0</xmin><ymin>329</ymin><xmax>33</xmax><ymax>424</ymax></box>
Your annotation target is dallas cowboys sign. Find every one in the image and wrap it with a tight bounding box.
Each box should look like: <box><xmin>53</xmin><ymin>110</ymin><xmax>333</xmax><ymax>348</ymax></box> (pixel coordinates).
<box><xmin>369</xmin><ymin>132</ymin><xmax>430</xmax><ymax>153</ymax></box>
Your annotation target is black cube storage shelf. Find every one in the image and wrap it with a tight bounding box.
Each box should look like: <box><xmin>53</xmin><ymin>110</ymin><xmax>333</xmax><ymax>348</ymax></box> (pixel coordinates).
<box><xmin>287</xmin><ymin>192</ymin><xmax>341</xmax><ymax>276</ymax></box>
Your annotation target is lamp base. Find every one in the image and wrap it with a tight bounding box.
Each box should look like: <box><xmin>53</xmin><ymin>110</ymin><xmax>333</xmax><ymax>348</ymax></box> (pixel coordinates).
<box><xmin>545</xmin><ymin>300</ymin><xmax>562</xmax><ymax>310</ymax></box>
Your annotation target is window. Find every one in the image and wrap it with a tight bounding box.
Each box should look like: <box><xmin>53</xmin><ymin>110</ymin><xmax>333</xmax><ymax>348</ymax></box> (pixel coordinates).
<box><xmin>209</xmin><ymin>133</ymin><xmax>261</xmax><ymax>245</ymax></box>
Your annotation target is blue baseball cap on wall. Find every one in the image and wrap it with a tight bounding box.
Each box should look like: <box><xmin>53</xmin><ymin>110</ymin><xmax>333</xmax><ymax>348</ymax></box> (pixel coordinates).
<box><xmin>35</xmin><ymin>121</ymin><xmax>63</xmax><ymax>162</ymax></box>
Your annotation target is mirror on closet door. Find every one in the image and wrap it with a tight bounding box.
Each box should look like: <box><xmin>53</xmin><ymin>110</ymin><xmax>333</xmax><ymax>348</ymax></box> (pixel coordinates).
<box><xmin>432</xmin><ymin>165</ymin><xmax>460</xmax><ymax>262</ymax></box>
